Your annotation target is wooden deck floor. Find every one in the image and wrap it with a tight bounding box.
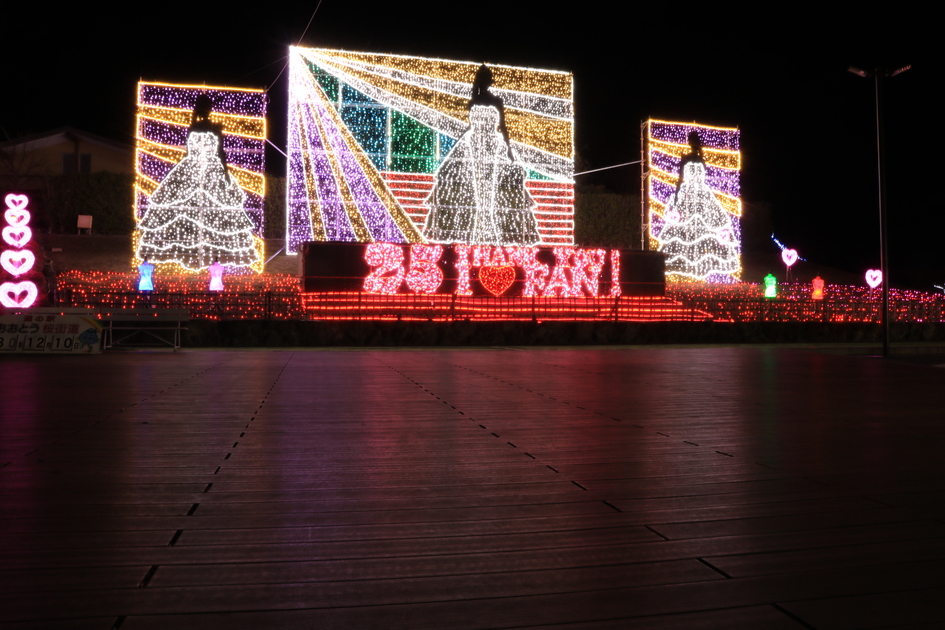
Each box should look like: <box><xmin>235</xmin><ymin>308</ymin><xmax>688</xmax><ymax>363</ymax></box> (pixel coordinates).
<box><xmin>3</xmin><ymin>347</ymin><xmax>945</xmax><ymax>628</ymax></box>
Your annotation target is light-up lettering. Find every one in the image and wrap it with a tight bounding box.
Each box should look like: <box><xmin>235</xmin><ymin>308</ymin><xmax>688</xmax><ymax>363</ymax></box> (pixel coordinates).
<box><xmin>361</xmin><ymin>243</ymin><xmax>620</xmax><ymax>297</ymax></box>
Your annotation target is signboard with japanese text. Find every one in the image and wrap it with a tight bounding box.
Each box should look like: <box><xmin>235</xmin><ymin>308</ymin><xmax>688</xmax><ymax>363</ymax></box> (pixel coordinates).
<box><xmin>0</xmin><ymin>311</ymin><xmax>102</xmax><ymax>354</ymax></box>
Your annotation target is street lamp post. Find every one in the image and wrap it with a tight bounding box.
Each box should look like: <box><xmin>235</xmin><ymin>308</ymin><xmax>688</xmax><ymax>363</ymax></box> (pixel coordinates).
<box><xmin>848</xmin><ymin>64</ymin><xmax>910</xmax><ymax>359</ymax></box>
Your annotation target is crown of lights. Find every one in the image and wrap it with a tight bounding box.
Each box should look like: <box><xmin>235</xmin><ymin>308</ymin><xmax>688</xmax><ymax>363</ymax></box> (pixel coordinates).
<box><xmin>646</xmin><ymin>120</ymin><xmax>741</xmax><ymax>283</ymax></box>
<box><xmin>134</xmin><ymin>82</ymin><xmax>267</xmax><ymax>274</ymax></box>
<box><xmin>1</xmin><ymin>194</ymin><xmax>39</xmax><ymax>308</ymax></box>
<box><xmin>286</xmin><ymin>47</ymin><xmax>575</xmax><ymax>253</ymax></box>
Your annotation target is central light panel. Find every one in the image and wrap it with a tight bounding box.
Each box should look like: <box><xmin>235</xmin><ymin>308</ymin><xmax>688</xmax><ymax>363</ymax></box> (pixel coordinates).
<box><xmin>286</xmin><ymin>47</ymin><xmax>574</xmax><ymax>253</ymax></box>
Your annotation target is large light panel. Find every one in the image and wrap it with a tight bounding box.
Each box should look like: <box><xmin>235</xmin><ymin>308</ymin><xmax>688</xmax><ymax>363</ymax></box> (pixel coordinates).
<box><xmin>647</xmin><ymin>119</ymin><xmax>741</xmax><ymax>283</ymax></box>
<box><xmin>286</xmin><ymin>47</ymin><xmax>574</xmax><ymax>253</ymax></box>
<box><xmin>134</xmin><ymin>82</ymin><xmax>267</xmax><ymax>272</ymax></box>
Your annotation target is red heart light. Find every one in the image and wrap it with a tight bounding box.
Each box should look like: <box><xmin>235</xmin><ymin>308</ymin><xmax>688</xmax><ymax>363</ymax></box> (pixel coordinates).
<box><xmin>479</xmin><ymin>265</ymin><xmax>515</xmax><ymax>296</ymax></box>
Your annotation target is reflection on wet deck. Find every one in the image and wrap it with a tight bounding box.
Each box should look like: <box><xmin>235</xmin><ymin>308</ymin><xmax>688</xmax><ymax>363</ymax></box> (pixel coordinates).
<box><xmin>3</xmin><ymin>347</ymin><xmax>945</xmax><ymax>628</ymax></box>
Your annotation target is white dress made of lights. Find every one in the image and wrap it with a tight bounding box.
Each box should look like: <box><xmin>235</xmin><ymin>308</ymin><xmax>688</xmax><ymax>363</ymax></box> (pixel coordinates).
<box><xmin>424</xmin><ymin>105</ymin><xmax>540</xmax><ymax>246</ymax></box>
<box><xmin>136</xmin><ymin>131</ymin><xmax>258</xmax><ymax>271</ymax></box>
<box><xmin>658</xmin><ymin>160</ymin><xmax>738</xmax><ymax>280</ymax></box>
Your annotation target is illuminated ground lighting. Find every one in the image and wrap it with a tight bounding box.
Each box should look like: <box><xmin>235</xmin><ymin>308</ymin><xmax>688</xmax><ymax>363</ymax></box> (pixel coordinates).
<box><xmin>646</xmin><ymin>120</ymin><xmax>741</xmax><ymax>283</ymax></box>
<box><xmin>52</xmin><ymin>271</ymin><xmax>945</xmax><ymax>325</ymax></box>
<box><xmin>667</xmin><ymin>281</ymin><xmax>945</xmax><ymax>323</ymax></box>
<box><xmin>134</xmin><ymin>82</ymin><xmax>267</xmax><ymax>274</ymax></box>
<box><xmin>286</xmin><ymin>47</ymin><xmax>574</xmax><ymax>253</ymax></box>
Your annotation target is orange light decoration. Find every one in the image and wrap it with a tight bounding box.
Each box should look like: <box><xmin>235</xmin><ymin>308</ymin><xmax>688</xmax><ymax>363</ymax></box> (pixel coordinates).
<box><xmin>811</xmin><ymin>276</ymin><xmax>825</xmax><ymax>300</ymax></box>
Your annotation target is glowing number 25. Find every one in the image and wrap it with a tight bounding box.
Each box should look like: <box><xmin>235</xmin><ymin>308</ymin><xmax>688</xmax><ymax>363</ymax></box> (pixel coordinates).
<box><xmin>405</xmin><ymin>244</ymin><xmax>443</xmax><ymax>294</ymax></box>
<box><xmin>364</xmin><ymin>243</ymin><xmax>445</xmax><ymax>295</ymax></box>
<box><xmin>364</xmin><ymin>243</ymin><xmax>405</xmax><ymax>294</ymax></box>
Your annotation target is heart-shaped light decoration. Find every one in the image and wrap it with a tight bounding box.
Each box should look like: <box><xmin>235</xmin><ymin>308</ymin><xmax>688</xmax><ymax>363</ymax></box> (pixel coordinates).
<box><xmin>865</xmin><ymin>269</ymin><xmax>883</xmax><ymax>288</ymax></box>
<box><xmin>0</xmin><ymin>281</ymin><xmax>38</xmax><ymax>308</ymax></box>
<box><xmin>4</xmin><ymin>194</ymin><xmax>28</xmax><ymax>211</ymax></box>
<box><xmin>665</xmin><ymin>209</ymin><xmax>681</xmax><ymax>224</ymax></box>
<box><xmin>4</xmin><ymin>208</ymin><xmax>30</xmax><ymax>226</ymax></box>
<box><xmin>479</xmin><ymin>265</ymin><xmax>515</xmax><ymax>296</ymax></box>
<box><xmin>781</xmin><ymin>248</ymin><xmax>798</xmax><ymax>267</ymax></box>
<box><xmin>717</xmin><ymin>228</ymin><xmax>732</xmax><ymax>244</ymax></box>
<box><xmin>0</xmin><ymin>250</ymin><xmax>35</xmax><ymax>276</ymax></box>
<box><xmin>2</xmin><ymin>226</ymin><xmax>31</xmax><ymax>248</ymax></box>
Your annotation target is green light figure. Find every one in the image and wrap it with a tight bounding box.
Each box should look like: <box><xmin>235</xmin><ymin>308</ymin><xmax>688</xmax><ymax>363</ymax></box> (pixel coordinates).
<box><xmin>764</xmin><ymin>273</ymin><xmax>777</xmax><ymax>298</ymax></box>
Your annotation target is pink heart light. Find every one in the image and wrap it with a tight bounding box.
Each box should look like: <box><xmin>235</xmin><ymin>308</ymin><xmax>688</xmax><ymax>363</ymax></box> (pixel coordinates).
<box><xmin>865</xmin><ymin>269</ymin><xmax>883</xmax><ymax>288</ymax></box>
<box><xmin>2</xmin><ymin>226</ymin><xmax>31</xmax><ymax>248</ymax></box>
<box><xmin>1</xmin><ymin>250</ymin><xmax>35</xmax><ymax>276</ymax></box>
<box><xmin>665</xmin><ymin>209</ymin><xmax>681</xmax><ymax>224</ymax></box>
<box><xmin>4</xmin><ymin>208</ymin><xmax>30</xmax><ymax>226</ymax></box>
<box><xmin>781</xmin><ymin>249</ymin><xmax>798</xmax><ymax>267</ymax></box>
<box><xmin>0</xmin><ymin>281</ymin><xmax>38</xmax><ymax>308</ymax></box>
<box><xmin>717</xmin><ymin>228</ymin><xmax>732</xmax><ymax>244</ymax></box>
<box><xmin>4</xmin><ymin>194</ymin><xmax>28</xmax><ymax>211</ymax></box>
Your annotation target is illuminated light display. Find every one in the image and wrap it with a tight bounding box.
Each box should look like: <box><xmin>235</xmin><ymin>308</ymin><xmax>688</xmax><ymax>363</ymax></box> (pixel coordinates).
<box><xmin>781</xmin><ymin>249</ymin><xmax>798</xmax><ymax>267</ymax></box>
<box><xmin>286</xmin><ymin>47</ymin><xmax>574</xmax><ymax>253</ymax></box>
<box><xmin>425</xmin><ymin>103</ymin><xmax>539</xmax><ymax>246</ymax></box>
<box><xmin>134</xmin><ymin>82</ymin><xmax>267</xmax><ymax>274</ymax></box>
<box><xmin>2</xmin><ymin>226</ymin><xmax>31</xmax><ymax>248</ymax></box>
<box><xmin>57</xmin><ymin>270</ymin><xmax>304</xmax><ymax>320</ymax></box>
<box><xmin>479</xmin><ymin>265</ymin><xmax>515</xmax><ymax>296</ymax></box>
<box><xmin>404</xmin><ymin>244</ymin><xmax>444</xmax><ymax>294</ymax></box>
<box><xmin>138</xmin><ymin>261</ymin><xmax>155</xmax><ymax>291</ymax></box>
<box><xmin>812</xmin><ymin>276</ymin><xmax>825</xmax><ymax>300</ymax></box>
<box><xmin>667</xmin><ymin>280</ymin><xmax>945</xmax><ymax>324</ymax></box>
<box><xmin>1</xmin><ymin>193</ymin><xmax>39</xmax><ymax>308</ymax></box>
<box><xmin>0</xmin><ymin>281</ymin><xmax>38</xmax><ymax>308</ymax></box>
<box><xmin>1</xmin><ymin>250</ymin><xmax>35</xmax><ymax>277</ymax></box>
<box><xmin>609</xmin><ymin>250</ymin><xmax>621</xmax><ymax>297</ymax></box>
<box><xmin>356</xmin><ymin>243</ymin><xmax>625</xmax><ymax>298</ymax></box>
<box><xmin>646</xmin><ymin>120</ymin><xmax>741</xmax><ymax>282</ymax></box>
<box><xmin>208</xmin><ymin>260</ymin><xmax>225</xmax><ymax>291</ymax></box>
<box><xmin>866</xmin><ymin>269</ymin><xmax>883</xmax><ymax>289</ymax></box>
<box><xmin>764</xmin><ymin>274</ymin><xmax>777</xmax><ymax>298</ymax></box>
<box><xmin>363</xmin><ymin>243</ymin><xmax>407</xmax><ymax>294</ymax></box>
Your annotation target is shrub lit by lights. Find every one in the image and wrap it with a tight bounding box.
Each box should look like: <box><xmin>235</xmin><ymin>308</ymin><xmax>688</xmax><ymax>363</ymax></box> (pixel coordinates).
<box><xmin>286</xmin><ymin>47</ymin><xmax>574</xmax><ymax>253</ymax></box>
<box><xmin>134</xmin><ymin>82</ymin><xmax>267</xmax><ymax>273</ymax></box>
<box><xmin>646</xmin><ymin>120</ymin><xmax>741</xmax><ymax>283</ymax></box>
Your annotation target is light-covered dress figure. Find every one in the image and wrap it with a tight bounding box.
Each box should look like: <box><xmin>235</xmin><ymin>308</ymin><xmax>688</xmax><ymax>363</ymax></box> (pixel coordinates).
<box><xmin>136</xmin><ymin>130</ymin><xmax>259</xmax><ymax>271</ymax></box>
<box><xmin>658</xmin><ymin>158</ymin><xmax>739</xmax><ymax>281</ymax></box>
<box><xmin>424</xmin><ymin>105</ymin><xmax>539</xmax><ymax>246</ymax></box>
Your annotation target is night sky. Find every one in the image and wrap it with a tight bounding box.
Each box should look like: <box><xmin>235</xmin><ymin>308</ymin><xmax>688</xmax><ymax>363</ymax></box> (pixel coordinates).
<box><xmin>3</xmin><ymin>6</ymin><xmax>933</xmax><ymax>287</ymax></box>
